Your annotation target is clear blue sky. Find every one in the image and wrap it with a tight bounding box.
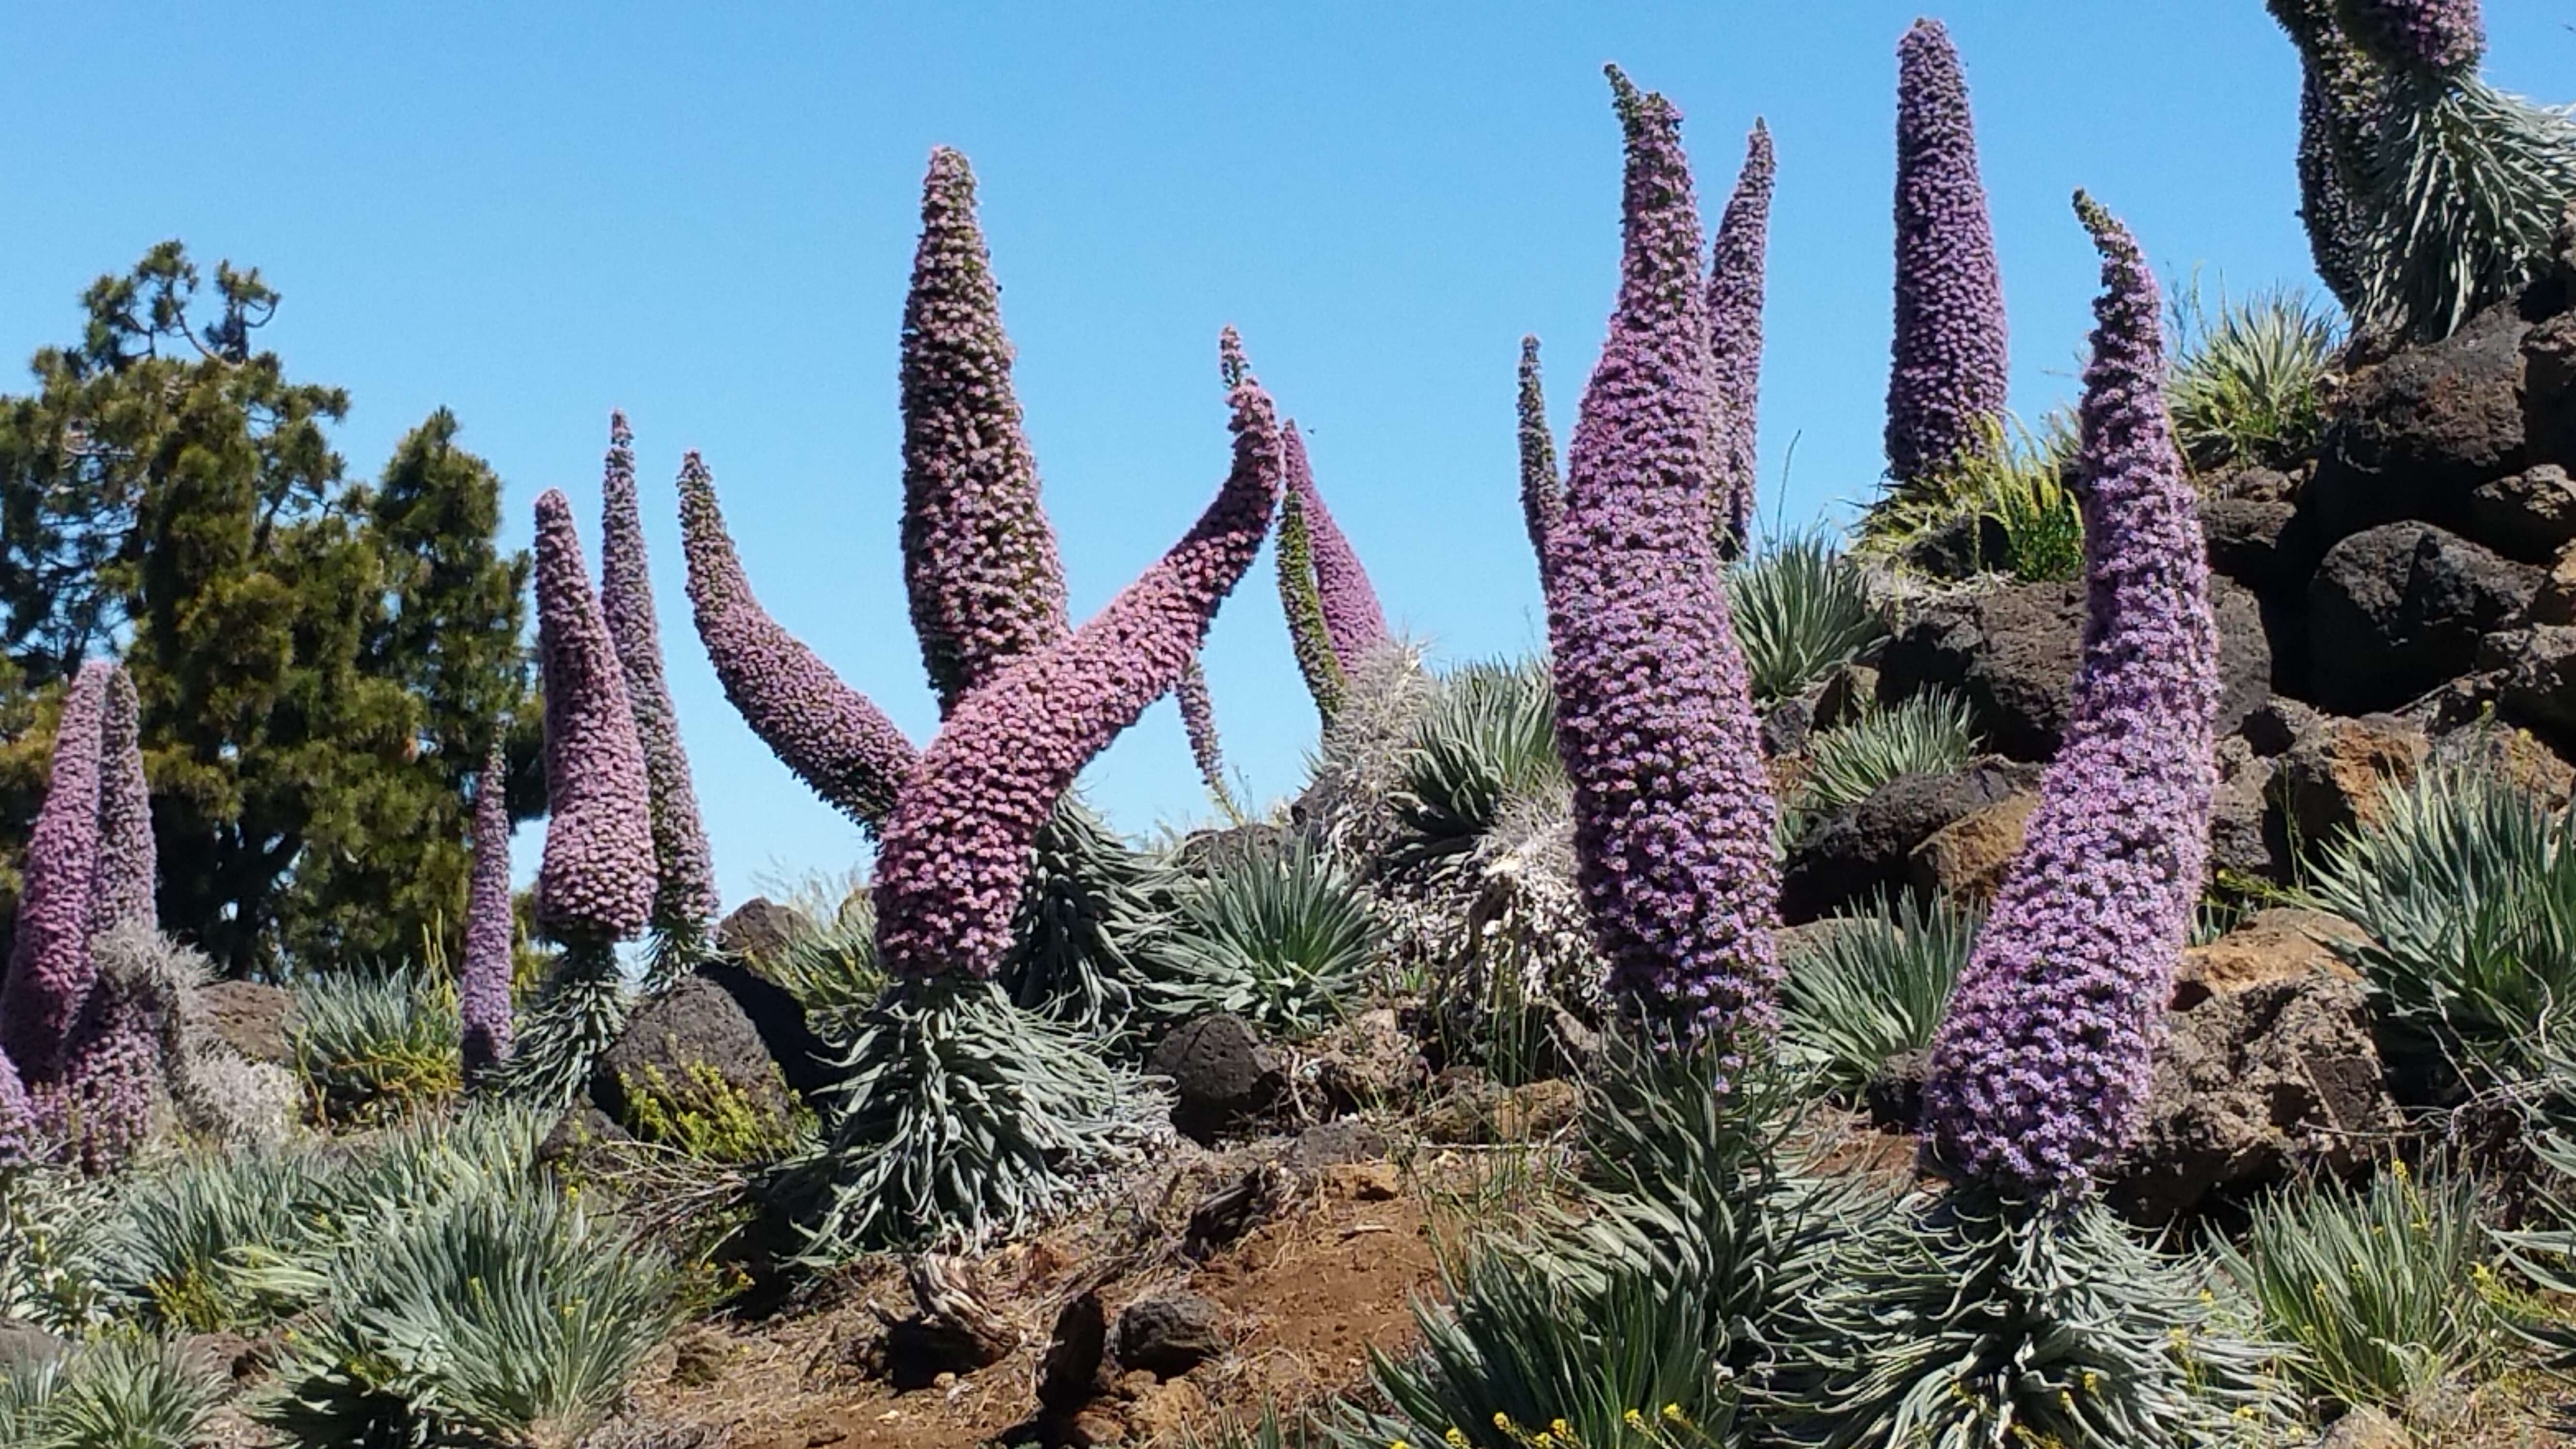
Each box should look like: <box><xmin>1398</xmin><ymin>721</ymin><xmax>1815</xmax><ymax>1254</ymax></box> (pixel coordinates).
<box><xmin>5</xmin><ymin>3</ymin><xmax>2572</xmax><ymax>906</ymax></box>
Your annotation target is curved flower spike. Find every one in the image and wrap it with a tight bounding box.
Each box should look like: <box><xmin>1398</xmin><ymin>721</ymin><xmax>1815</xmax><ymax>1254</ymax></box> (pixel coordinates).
<box><xmin>532</xmin><ymin>489</ymin><xmax>656</xmax><ymax>947</ymax></box>
<box><xmin>873</xmin><ymin>365</ymin><xmax>1285</xmax><ymax>979</ymax></box>
<box><xmin>1544</xmin><ymin>68</ymin><xmax>1781</xmax><ymax>1057</ymax></box>
<box><xmin>678</xmin><ymin>453</ymin><xmax>920</xmax><ymax>829</ymax></box>
<box><xmin>1517</xmin><ymin>336</ymin><xmax>1562</xmax><ymax>582</ymax></box>
<box><xmin>1708</xmin><ymin>119</ymin><xmax>1776</xmax><ymax>558</ymax></box>
<box><xmin>1922</xmin><ymin>193</ymin><xmax>2221</xmax><ymax>1200</ymax></box>
<box><xmin>461</xmin><ymin>737</ymin><xmax>515</xmax><ymax>1079</ymax></box>
<box><xmin>1283</xmin><ymin>425</ymin><xmax>1388</xmax><ymax>672</ymax></box>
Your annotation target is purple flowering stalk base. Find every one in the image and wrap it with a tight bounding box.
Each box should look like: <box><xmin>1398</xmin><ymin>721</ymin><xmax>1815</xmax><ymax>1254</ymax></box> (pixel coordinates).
<box><xmin>1517</xmin><ymin>337</ymin><xmax>1562</xmax><ymax>586</ymax></box>
<box><xmin>599</xmin><ymin>412</ymin><xmax>722</xmax><ymax>949</ymax></box>
<box><xmin>461</xmin><ymin>738</ymin><xmax>516</xmax><ymax>1083</ymax></box>
<box><xmin>678</xmin><ymin>454</ymin><xmax>921</xmax><ymax>830</ymax></box>
<box><xmin>1544</xmin><ymin>68</ymin><xmax>1781</xmax><ymax>1061</ymax></box>
<box><xmin>1281</xmin><ymin>426</ymin><xmax>1388</xmax><ymax>674</ymax></box>
<box><xmin>1921</xmin><ymin>194</ymin><xmax>2220</xmax><ymax>1203</ymax></box>
<box><xmin>1707</xmin><ymin>119</ymin><xmax>1775</xmax><ymax>559</ymax></box>
<box><xmin>1886</xmin><ymin>18</ymin><xmax>2010</xmax><ymax>488</ymax></box>
<box><xmin>902</xmin><ymin>147</ymin><xmax>1074</xmax><ymax>714</ymax></box>
<box><xmin>1</xmin><ymin>662</ymin><xmax>110</xmax><ymax>1085</ymax></box>
<box><xmin>92</xmin><ymin>665</ymin><xmax>155</xmax><ymax>935</ymax></box>
<box><xmin>40</xmin><ymin>923</ymin><xmax>180</xmax><ymax>1175</ymax></box>
<box><xmin>2340</xmin><ymin>0</ymin><xmax>2484</xmax><ymax>76</ymax></box>
<box><xmin>871</xmin><ymin>358</ymin><xmax>1284</xmax><ymax>982</ymax></box>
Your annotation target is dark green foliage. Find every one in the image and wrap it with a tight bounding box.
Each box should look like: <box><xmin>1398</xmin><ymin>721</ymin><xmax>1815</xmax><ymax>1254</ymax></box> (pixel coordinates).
<box><xmin>0</xmin><ymin>244</ymin><xmax>531</xmax><ymax>977</ymax></box>
<box><xmin>2305</xmin><ymin>765</ymin><xmax>2576</xmax><ymax>1085</ymax></box>
<box><xmin>1781</xmin><ymin>892</ymin><xmax>1980</xmax><ymax>1095</ymax></box>
<box><xmin>1726</xmin><ymin>531</ymin><xmax>1885</xmax><ymax>702</ymax></box>
<box><xmin>258</xmin><ymin>1182</ymin><xmax>679</xmax><ymax>1449</ymax></box>
<box><xmin>1759</xmin><ymin>1189</ymin><xmax>2299</xmax><ymax>1448</ymax></box>
<box><xmin>2216</xmin><ymin>1163</ymin><xmax>2510</xmax><ymax>1411</ymax></box>
<box><xmin>1144</xmin><ymin>836</ymin><xmax>1381</xmax><ymax>1039</ymax></box>
<box><xmin>775</xmin><ymin>975</ymin><xmax>1163</xmax><ymax>1259</ymax></box>
<box><xmin>2168</xmin><ymin>284</ymin><xmax>2342</xmax><ymax>471</ymax></box>
<box><xmin>0</xmin><ymin>1336</ymin><xmax>219</xmax><ymax>1449</ymax></box>
<box><xmin>1390</xmin><ymin>656</ymin><xmax>1564</xmax><ymax>870</ymax></box>
<box><xmin>290</xmin><ymin>967</ymin><xmax>465</xmax><ymax>1125</ymax></box>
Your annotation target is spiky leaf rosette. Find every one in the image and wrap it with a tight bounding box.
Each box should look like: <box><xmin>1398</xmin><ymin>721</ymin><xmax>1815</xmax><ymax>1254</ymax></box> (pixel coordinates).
<box><xmin>1708</xmin><ymin>119</ymin><xmax>1776</xmax><ymax>557</ymax></box>
<box><xmin>2339</xmin><ymin>0</ymin><xmax>2484</xmax><ymax>76</ymax></box>
<box><xmin>1921</xmin><ymin>196</ymin><xmax>2219</xmax><ymax>1199</ymax></box>
<box><xmin>487</xmin><ymin>943</ymin><xmax>628</xmax><ymax>1112</ymax></box>
<box><xmin>902</xmin><ymin>146</ymin><xmax>1074</xmax><ymax>714</ymax></box>
<box><xmin>1283</xmin><ymin>425</ymin><xmax>1388</xmax><ymax>672</ymax></box>
<box><xmin>995</xmin><ymin>795</ymin><xmax>1160</xmax><ymax>1034</ymax></box>
<box><xmin>0</xmin><ymin>662</ymin><xmax>108</xmax><ymax>1084</ymax></box>
<box><xmin>871</xmin><ymin>364</ymin><xmax>1284</xmax><ymax>980</ymax></box>
<box><xmin>1516</xmin><ymin>336</ymin><xmax>1562</xmax><ymax>583</ymax></box>
<box><xmin>1542</xmin><ymin>69</ymin><xmax>1782</xmax><ymax>1053</ymax></box>
<box><xmin>1275</xmin><ymin>460</ymin><xmax>1348</xmax><ymax>720</ymax></box>
<box><xmin>1887</xmin><ymin>18</ymin><xmax>2010</xmax><ymax>487</ymax></box>
<box><xmin>777</xmin><ymin>974</ymin><xmax>1166</xmax><ymax>1258</ymax></box>
<box><xmin>460</xmin><ymin>739</ymin><xmax>515</xmax><ymax>1082</ymax></box>
<box><xmin>2351</xmin><ymin>72</ymin><xmax>2576</xmax><ymax>342</ymax></box>
<box><xmin>532</xmin><ymin>490</ymin><xmax>654</xmax><ymax>948</ymax></box>
<box><xmin>1757</xmin><ymin>1188</ymin><xmax>2298</xmax><ymax>1448</ymax></box>
<box><xmin>678</xmin><ymin>452</ymin><xmax>920</xmax><ymax>829</ymax></box>
<box><xmin>1175</xmin><ymin>657</ymin><xmax>1244</xmax><ymax>823</ymax></box>
<box><xmin>598</xmin><ymin>413</ymin><xmax>720</xmax><ymax>945</ymax></box>
<box><xmin>91</xmin><ymin>665</ymin><xmax>154</xmax><ymax>935</ymax></box>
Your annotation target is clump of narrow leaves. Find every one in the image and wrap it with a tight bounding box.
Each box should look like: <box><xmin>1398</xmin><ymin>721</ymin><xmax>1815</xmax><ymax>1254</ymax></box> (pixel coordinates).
<box><xmin>0</xmin><ymin>1336</ymin><xmax>219</xmax><ymax>1449</ymax></box>
<box><xmin>1792</xmin><ymin>691</ymin><xmax>1979</xmax><ymax>825</ymax></box>
<box><xmin>1780</xmin><ymin>891</ymin><xmax>1981</xmax><ymax>1095</ymax></box>
<box><xmin>1390</xmin><ymin>656</ymin><xmax>1564</xmax><ymax>870</ymax></box>
<box><xmin>290</xmin><ymin>967</ymin><xmax>465</xmax><ymax>1126</ymax></box>
<box><xmin>1143</xmin><ymin>836</ymin><xmax>1381</xmax><ymax>1040</ymax></box>
<box><xmin>2167</xmin><ymin>283</ymin><xmax>2342</xmax><ymax>471</ymax></box>
<box><xmin>1727</xmin><ymin>531</ymin><xmax>1885</xmax><ymax>702</ymax></box>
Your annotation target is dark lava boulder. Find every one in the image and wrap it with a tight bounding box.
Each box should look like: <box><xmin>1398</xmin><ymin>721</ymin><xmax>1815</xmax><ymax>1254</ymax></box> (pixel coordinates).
<box><xmin>2306</xmin><ymin>522</ymin><xmax>2542</xmax><ymax>712</ymax></box>
<box><xmin>2465</xmin><ymin>464</ymin><xmax>2576</xmax><ymax>564</ymax></box>
<box><xmin>1145</xmin><ymin>1014</ymin><xmax>1284</xmax><ymax>1143</ymax></box>
<box><xmin>1878</xmin><ymin>578</ymin><xmax>2271</xmax><ymax>761</ymax></box>
<box><xmin>1114</xmin><ymin>1291</ymin><xmax>1227</xmax><ymax>1378</ymax></box>
<box><xmin>591</xmin><ymin>973</ymin><xmax>798</xmax><ymax>1157</ymax></box>
<box><xmin>2308</xmin><ymin>303</ymin><xmax>2532</xmax><ymax>544</ymax></box>
<box><xmin>1780</xmin><ymin>760</ymin><xmax>2041</xmax><ymax>923</ymax></box>
<box><xmin>715</xmin><ymin>896</ymin><xmax>812</xmax><ymax>965</ymax></box>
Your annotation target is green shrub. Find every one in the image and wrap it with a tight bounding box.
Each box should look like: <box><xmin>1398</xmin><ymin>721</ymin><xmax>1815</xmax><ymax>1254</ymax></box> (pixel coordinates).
<box><xmin>0</xmin><ymin>1337</ymin><xmax>219</xmax><ymax>1449</ymax></box>
<box><xmin>1727</xmin><ymin>531</ymin><xmax>1885</xmax><ymax>702</ymax></box>
<box><xmin>2215</xmin><ymin>1163</ymin><xmax>2511</xmax><ymax>1413</ymax></box>
<box><xmin>618</xmin><ymin>1060</ymin><xmax>805</xmax><ymax>1163</ymax></box>
<box><xmin>1144</xmin><ymin>837</ymin><xmax>1381</xmax><ymax>1040</ymax></box>
<box><xmin>2168</xmin><ymin>283</ymin><xmax>2341</xmax><ymax>471</ymax></box>
<box><xmin>2305</xmin><ymin>764</ymin><xmax>2576</xmax><ymax>1085</ymax></box>
<box><xmin>260</xmin><ymin>1180</ymin><xmax>679</xmax><ymax>1449</ymax></box>
<box><xmin>289</xmin><ymin>967</ymin><xmax>463</xmax><ymax>1125</ymax></box>
<box><xmin>1780</xmin><ymin>892</ymin><xmax>1980</xmax><ymax>1095</ymax></box>
<box><xmin>0</xmin><ymin>1169</ymin><xmax>113</xmax><ymax>1332</ymax></box>
<box><xmin>1391</xmin><ymin>657</ymin><xmax>1564</xmax><ymax>869</ymax></box>
<box><xmin>1792</xmin><ymin>690</ymin><xmax>1978</xmax><ymax>825</ymax></box>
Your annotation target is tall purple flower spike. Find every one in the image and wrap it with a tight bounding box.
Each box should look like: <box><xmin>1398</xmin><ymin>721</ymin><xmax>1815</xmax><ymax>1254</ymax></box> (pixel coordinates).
<box><xmin>1544</xmin><ymin>68</ymin><xmax>1782</xmax><ymax>1052</ymax></box>
<box><xmin>873</xmin><ymin>361</ymin><xmax>1284</xmax><ymax>980</ymax></box>
<box><xmin>2341</xmin><ymin>0</ymin><xmax>2484</xmax><ymax>74</ymax></box>
<box><xmin>1886</xmin><ymin>17</ymin><xmax>2010</xmax><ymax>487</ymax></box>
<box><xmin>902</xmin><ymin>146</ymin><xmax>1074</xmax><ymax>714</ymax></box>
<box><xmin>599</xmin><ymin>413</ymin><xmax>720</xmax><ymax>933</ymax></box>
<box><xmin>1280</xmin><ymin>426</ymin><xmax>1387</xmax><ymax>672</ymax></box>
<box><xmin>1518</xmin><ymin>337</ymin><xmax>1562</xmax><ymax>584</ymax></box>
<box><xmin>678</xmin><ymin>453</ymin><xmax>921</xmax><ymax>829</ymax></box>
<box><xmin>0</xmin><ymin>662</ymin><xmax>108</xmax><ymax>1084</ymax></box>
<box><xmin>461</xmin><ymin>738</ymin><xmax>515</xmax><ymax>1079</ymax></box>
<box><xmin>46</xmin><ymin>944</ymin><xmax>159</xmax><ymax>1173</ymax></box>
<box><xmin>532</xmin><ymin>489</ymin><xmax>656</xmax><ymax>947</ymax></box>
<box><xmin>1707</xmin><ymin>119</ymin><xmax>1776</xmax><ymax>557</ymax></box>
<box><xmin>1922</xmin><ymin>194</ymin><xmax>2220</xmax><ymax>1201</ymax></box>
<box><xmin>91</xmin><ymin>665</ymin><xmax>154</xmax><ymax>934</ymax></box>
